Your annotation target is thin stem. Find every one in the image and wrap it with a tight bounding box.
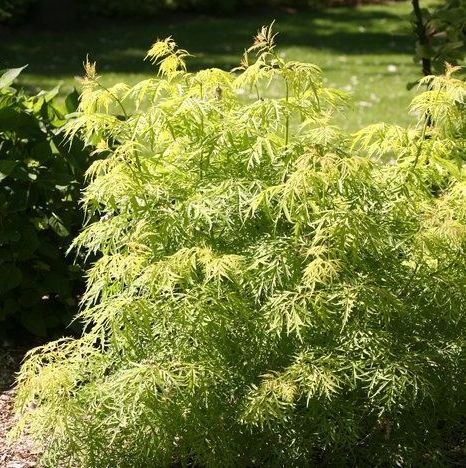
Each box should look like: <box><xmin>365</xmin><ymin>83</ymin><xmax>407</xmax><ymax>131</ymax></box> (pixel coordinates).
<box><xmin>284</xmin><ymin>78</ymin><xmax>290</xmax><ymax>147</ymax></box>
<box><xmin>91</xmin><ymin>77</ymin><xmax>128</xmax><ymax>119</ymax></box>
<box><xmin>412</xmin><ymin>116</ymin><xmax>429</xmax><ymax>169</ymax></box>
<box><xmin>129</xmin><ymin>115</ymin><xmax>143</xmax><ymax>172</ymax></box>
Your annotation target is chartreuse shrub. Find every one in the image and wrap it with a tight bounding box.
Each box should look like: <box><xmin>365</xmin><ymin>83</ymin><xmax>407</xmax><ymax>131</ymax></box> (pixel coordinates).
<box><xmin>15</xmin><ymin>26</ymin><xmax>465</xmax><ymax>466</ymax></box>
<box><xmin>0</xmin><ymin>67</ymin><xmax>91</xmax><ymax>340</ymax></box>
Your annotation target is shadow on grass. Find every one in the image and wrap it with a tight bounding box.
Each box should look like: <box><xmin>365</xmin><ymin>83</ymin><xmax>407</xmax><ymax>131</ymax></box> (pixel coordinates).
<box><xmin>0</xmin><ymin>5</ymin><xmax>412</xmax><ymax>82</ymax></box>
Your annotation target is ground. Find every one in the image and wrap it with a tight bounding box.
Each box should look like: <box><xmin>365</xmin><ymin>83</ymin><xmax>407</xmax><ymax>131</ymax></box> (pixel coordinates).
<box><xmin>0</xmin><ymin>349</ymin><xmax>40</xmax><ymax>468</ymax></box>
<box><xmin>0</xmin><ymin>1</ymin><xmax>439</xmax><ymax>130</ymax></box>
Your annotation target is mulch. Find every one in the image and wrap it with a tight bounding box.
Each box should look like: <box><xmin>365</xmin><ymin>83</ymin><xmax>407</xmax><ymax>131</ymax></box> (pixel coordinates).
<box><xmin>0</xmin><ymin>348</ymin><xmax>41</xmax><ymax>468</ymax></box>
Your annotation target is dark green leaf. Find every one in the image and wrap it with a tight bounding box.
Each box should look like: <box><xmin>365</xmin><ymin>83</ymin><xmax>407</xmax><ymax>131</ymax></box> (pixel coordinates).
<box><xmin>0</xmin><ymin>160</ymin><xmax>17</xmax><ymax>181</ymax></box>
<box><xmin>20</xmin><ymin>308</ymin><xmax>47</xmax><ymax>337</ymax></box>
<box><xmin>0</xmin><ymin>264</ymin><xmax>22</xmax><ymax>293</ymax></box>
<box><xmin>65</xmin><ymin>88</ymin><xmax>80</xmax><ymax>114</ymax></box>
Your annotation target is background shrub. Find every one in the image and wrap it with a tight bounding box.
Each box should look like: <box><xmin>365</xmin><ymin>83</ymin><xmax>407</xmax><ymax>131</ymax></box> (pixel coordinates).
<box><xmin>0</xmin><ymin>0</ymin><xmax>37</xmax><ymax>23</ymax></box>
<box><xmin>0</xmin><ymin>67</ymin><xmax>91</xmax><ymax>340</ymax></box>
<box><xmin>0</xmin><ymin>0</ymin><xmax>407</xmax><ymax>23</ymax></box>
<box><xmin>76</xmin><ymin>0</ymin><xmax>391</xmax><ymax>17</ymax></box>
<box><xmin>411</xmin><ymin>0</ymin><xmax>466</xmax><ymax>77</ymax></box>
<box><xmin>15</xmin><ymin>28</ymin><xmax>465</xmax><ymax>466</ymax></box>
<box><xmin>77</xmin><ymin>0</ymin><xmax>260</xmax><ymax>16</ymax></box>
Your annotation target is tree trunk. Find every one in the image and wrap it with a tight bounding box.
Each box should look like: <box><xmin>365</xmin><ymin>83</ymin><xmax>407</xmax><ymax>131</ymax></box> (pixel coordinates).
<box><xmin>411</xmin><ymin>0</ymin><xmax>432</xmax><ymax>76</ymax></box>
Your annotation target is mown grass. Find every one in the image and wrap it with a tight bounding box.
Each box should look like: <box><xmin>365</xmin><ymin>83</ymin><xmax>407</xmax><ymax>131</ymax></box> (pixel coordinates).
<box><xmin>0</xmin><ymin>2</ymin><xmax>430</xmax><ymax>130</ymax></box>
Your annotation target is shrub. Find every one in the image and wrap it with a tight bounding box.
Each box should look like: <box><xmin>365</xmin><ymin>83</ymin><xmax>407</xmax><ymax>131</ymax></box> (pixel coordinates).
<box><xmin>0</xmin><ymin>67</ymin><xmax>91</xmax><ymax>340</ymax></box>
<box><xmin>15</xmin><ymin>27</ymin><xmax>465</xmax><ymax>466</ymax></box>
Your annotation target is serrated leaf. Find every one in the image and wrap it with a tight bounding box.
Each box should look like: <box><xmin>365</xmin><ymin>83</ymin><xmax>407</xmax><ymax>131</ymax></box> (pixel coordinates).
<box><xmin>0</xmin><ymin>65</ymin><xmax>27</xmax><ymax>88</ymax></box>
<box><xmin>48</xmin><ymin>213</ymin><xmax>70</xmax><ymax>237</ymax></box>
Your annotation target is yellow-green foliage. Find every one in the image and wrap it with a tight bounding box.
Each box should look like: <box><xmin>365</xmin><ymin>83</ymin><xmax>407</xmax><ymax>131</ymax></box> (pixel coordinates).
<box><xmin>14</xmin><ymin>26</ymin><xmax>466</xmax><ymax>466</ymax></box>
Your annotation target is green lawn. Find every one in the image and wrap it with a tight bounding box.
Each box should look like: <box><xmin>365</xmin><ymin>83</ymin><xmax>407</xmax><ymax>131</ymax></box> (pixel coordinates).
<box><xmin>1</xmin><ymin>2</ymin><xmax>428</xmax><ymax>130</ymax></box>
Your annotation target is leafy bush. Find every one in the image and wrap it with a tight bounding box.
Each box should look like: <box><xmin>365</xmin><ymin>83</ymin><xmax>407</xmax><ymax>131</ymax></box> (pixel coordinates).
<box><xmin>15</xmin><ymin>27</ymin><xmax>465</xmax><ymax>466</ymax></box>
<box><xmin>0</xmin><ymin>67</ymin><xmax>91</xmax><ymax>339</ymax></box>
<box><xmin>0</xmin><ymin>0</ymin><xmax>37</xmax><ymax>23</ymax></box>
